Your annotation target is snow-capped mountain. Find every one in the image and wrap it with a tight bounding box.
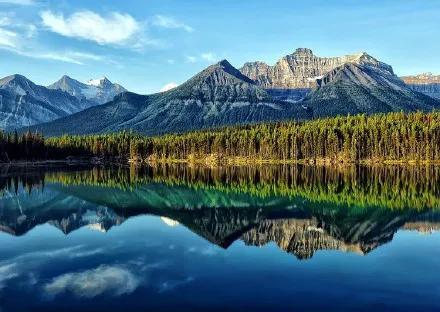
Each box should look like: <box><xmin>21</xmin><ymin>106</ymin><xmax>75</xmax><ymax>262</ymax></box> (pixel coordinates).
<box><xmin>48</xmin><ymin>76</ymin><xmax>127</xmax><ymax>105</ymax></box>
<box><xmin>0</xmin><ymin>74</ymin><xmax>90</xmax><ymax>130</ymax></box>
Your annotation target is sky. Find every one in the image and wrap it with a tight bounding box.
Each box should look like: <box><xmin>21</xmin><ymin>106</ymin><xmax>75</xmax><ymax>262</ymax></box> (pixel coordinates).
<box><xmin>0</xmin><ymin>0</ymin><xmax>439</xmax><ymax>94</ymax></box>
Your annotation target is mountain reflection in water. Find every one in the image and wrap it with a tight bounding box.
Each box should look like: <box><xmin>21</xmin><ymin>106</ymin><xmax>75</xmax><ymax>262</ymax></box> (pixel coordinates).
<box><xmin>1</xmin><ymin>164</ymin><xmax>439</xmax><ymax>260</ymax></box>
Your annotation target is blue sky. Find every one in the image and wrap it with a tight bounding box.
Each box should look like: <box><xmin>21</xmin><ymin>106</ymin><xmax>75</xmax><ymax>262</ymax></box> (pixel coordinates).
<box><xmin>0</xmin><ymin>0</ymin><xmax>439</xmax><ymax>94</ymax></box>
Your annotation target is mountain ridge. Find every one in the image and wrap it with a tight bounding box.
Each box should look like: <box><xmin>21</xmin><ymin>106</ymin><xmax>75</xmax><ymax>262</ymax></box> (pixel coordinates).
<box><xmin>0</xmin><ymin>74</ymin><xmax>90</xmax><ymax>130</ymax></box>
<box><xmin>401</xmin><ymin>72</ymin><xmax>440</xmax><ymax>99</ymax></box>
<box><xmin>304</xmin><ymin>62</ymin><xmax>440</xmax><ymax>117</ymax></box>
<box><xmin>48</xmin><ymin>75</ymin><xmax>127</xmax><ymax>105</ymax></box>
<box><xmin>27</xmin><ymin>59</ymin><xmax>311</xmax><ymax>136</ymax></box>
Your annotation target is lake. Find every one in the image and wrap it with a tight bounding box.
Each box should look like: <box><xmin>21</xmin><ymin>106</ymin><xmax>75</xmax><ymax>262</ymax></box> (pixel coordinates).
<box><xmin>0</xmin><ymin>163</ymin><xmax>439</xmax><ymax>311</ymax></box>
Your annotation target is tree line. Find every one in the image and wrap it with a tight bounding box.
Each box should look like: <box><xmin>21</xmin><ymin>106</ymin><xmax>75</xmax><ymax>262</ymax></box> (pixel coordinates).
<box><xmin>1</xmin><ymin>112</ymin><xmax>440</xmax><ymax>163</ymax></box>
<box><xmin>3</xmin><ymin>163</ymin><xmax>440</xmax><ymax>210</ymax></box>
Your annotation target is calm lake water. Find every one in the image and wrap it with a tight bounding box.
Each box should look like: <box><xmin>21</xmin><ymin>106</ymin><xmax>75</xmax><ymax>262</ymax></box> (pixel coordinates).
<box><xmin>0</xmin><ymin>164</ymin><xmax>440</xmax><ymax>312</ymax></box>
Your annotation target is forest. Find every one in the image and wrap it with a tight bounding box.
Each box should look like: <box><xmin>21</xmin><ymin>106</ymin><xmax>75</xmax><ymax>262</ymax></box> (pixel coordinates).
<box><xmin>2</xmin><ymin>164</ymin><xmax>440</xmax><ymax>210</ymax></box>
<box><xmin>1</xmin><ymin>112</ymin><xmax>440</xmax><ymax>163</ymax></box>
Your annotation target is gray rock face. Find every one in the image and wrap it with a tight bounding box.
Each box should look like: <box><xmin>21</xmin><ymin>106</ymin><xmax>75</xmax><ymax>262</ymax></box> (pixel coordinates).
<box><xmin>265</xmin><ymin>88</ymin><xmax>311</xmax><ymax>102</ymax></box>
<box><xmin>0</xmin><ymin>74</ymin><xmax>90</xmax><ymax>130</ymax></box>
<box><xmin>48</xmin><ymin>75</ymin><xmax>126</xmax><ymax>105</ymax></box>
<box><xmin>240</xmin><ymin>48</ymin><xmax>394</xmax><ymax>89</ymax></box>
<box><xmin>401</xmin><ymin>73</ymin><xmax>440</xmax><ymax>99</ymax></box>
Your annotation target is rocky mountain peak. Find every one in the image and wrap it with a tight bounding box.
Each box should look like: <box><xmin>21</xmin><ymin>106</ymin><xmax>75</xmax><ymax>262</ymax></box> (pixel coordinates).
<box><xmin>401</xmin><ymin>72</ymin><xmax>440</xmax><ymax>99</ymax></box>
<box><xmin>186</xmin><ymin>59</ymin><xmax>255</xmax><ymax>87</ymax></box>
<box><xmin>240</xmin><ymin>48</ymin><xmax>395</xmax><ymax>89</ymax></box>
<box><xmin>292</xmin><ymin>47</ymin><xmax>314</xmax><ymax>56</ymax></box>
<box><xmin>48</xmin><ymin>75</ymin><xmax>127</xmax><ymax>105</ymax></box>
<box><xmin>0</xmin><ymin>74</ymin><xmax>38</xmax><ymax>97</ymax></box>
<box><xmin>0</xmin><ymin>74</ymin><xmax>33</xmax><ymax>87</ymax></box>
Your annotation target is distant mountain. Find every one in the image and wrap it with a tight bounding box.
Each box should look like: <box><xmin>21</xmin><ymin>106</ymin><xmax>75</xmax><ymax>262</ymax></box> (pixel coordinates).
<box><xmin>0</xmin><ymin>74</ymin><xmax>90</xmax><ymax>130</ymax></box>
<box><xmin>48</xmin><ymin>75</ymin><xmax>127</xmax><ymax>105</ymax></box>
<box><xmin>401</xmin><ymin>73</ymin><xmax>440</xmax><ymax>99</ymax></box>
<box><xmin>29</xmin><ymin>60</ymin><xmax>312</xmax><ymax>136</ymax></box>
<box><xmin>303</xmin><ymin>62</ymin><xmax>440</xmax><ymax>117</ymax></box>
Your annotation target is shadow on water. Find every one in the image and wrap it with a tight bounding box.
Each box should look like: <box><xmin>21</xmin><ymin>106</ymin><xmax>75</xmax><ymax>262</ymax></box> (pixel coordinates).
<box><xmin>1</xmin><ymin>163</ymin><xmax>439</xmax><ymax>260</ymax></box>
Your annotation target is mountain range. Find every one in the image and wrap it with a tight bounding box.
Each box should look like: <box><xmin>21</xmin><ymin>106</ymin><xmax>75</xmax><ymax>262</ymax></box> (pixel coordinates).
<box><xmin>26</xmin><ymin>60</ymin><xmax>312</xmax><ymax>136</ymax></box>
<box><xmin>0</xmin><ymin>75</ymin><xmax>127</xmax><ymax>130</ymax></box>
<box><xmin>1</xmin><ymin>47</ymin><xmax>439</xmax><ymax>135</ymax></box>
<box><xmin>401</xmin><ymin>72</ymin><xmax>440</xmax><ymax>99</ymax></box>
<box><xmin>48</xmin><ymin>75</ymin><xmax>127</xmax><ymax>105</ymax></box>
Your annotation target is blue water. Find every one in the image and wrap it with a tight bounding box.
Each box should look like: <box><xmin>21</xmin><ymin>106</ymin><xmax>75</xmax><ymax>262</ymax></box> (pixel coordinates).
<box><xmin>0</xmin><ymin>165</ymin><xmax>439</xmax><ymax>311</ymax></box>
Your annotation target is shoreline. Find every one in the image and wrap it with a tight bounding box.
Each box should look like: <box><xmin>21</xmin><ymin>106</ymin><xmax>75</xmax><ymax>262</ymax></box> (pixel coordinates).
<box><xmin>2</xmin><ymin>157</ymin><xmax>440</xmax><ymax>167</ymax></box>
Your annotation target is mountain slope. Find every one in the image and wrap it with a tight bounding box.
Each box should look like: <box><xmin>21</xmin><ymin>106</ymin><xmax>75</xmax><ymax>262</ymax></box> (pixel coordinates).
<box><xmin>0</xmin><ymin>74</ymin><xmax>90</xmax><ymax>130</ymax></box>
<box><xmin>48</xmin><ymin>75</ymin><xmax>126</xmax><ymax>105</ymax></box>
<box><xmin>29</xmin><ymin>60</ymin><xmax>312</xmax><ymax>136</ymax></box>
<box><xmin>303</xmin><ymin>62</ymin><xmax>440</xmax><ymax>117</ymax></box>
<box><xmin>401</xmin><ymin>73</ymin><xmax>440</xmax><ymax>99</ymax></box>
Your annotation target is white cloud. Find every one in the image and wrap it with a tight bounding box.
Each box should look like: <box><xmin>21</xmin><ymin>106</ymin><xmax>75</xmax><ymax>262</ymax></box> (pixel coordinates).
<box><xmin>201</xmin><ymin>52</ymin><xmax>217</xmax><ymax>62</ymax></box>
<box><xmin>186</xmin><ymin>52</ymin><xmax>219</xmax><ymax>64</ymax></box>
<box><xmin>153</xmin><ymin>15</ymin><xmax>193</xmax><ymax>32</ymax></box>
<box><xmin>160</xmin><ymin>82</ymin><xmax>178</xmax><ymax>92</ymax></box>
<box><xmin>0</xmin><ymin>27</ymin><xmax>17</xmax><ymax>47</ymax></box>
<box><xmin>0</xmin><ymin>44</ymin><xmax>104</xmax><ymax>65</ymax></box>
<box><xmin>0</xmin><ymin>13</ymin><xmax>102</xmax><ymax>65</ymax></box>
<box><xmin>186</xmin><ymin>55</ymin><xmax>197</xmax><ymax>63</ymax></box>
<box><xmin>25</xmin><ymin>23</ymin><xmax>36</xmax><ymax>38</ymax></box>
<box><xmin>0</xmin><ymin>16</ymin><xmax>11</xmax><ymax>26</ymax></box>
<box><xmin>158</xmin><ymin>276</ymin><xmax>194</xmax><ymax>293</ymax></box>
<box><xmin>44</xmin><ymin>265</ymin><xmax>140</xmax><ymax>299</ymax></box>
<box><xmin>0</xmin><ymin>0</ymin><xmax>35</xmax><ymax>5</ymax></box>
<box><xmin>40</xmin><ymin>10</ymin><xmax>142</xmax><ymax>46</ymax></box>
<box><xmin>0</xmin><ymin>263</ymin><xmax>19</xmax><ymax>289</ymax></box>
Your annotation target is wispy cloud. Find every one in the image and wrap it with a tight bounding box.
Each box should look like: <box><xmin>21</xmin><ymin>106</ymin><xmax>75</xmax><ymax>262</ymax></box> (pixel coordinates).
<box><xmin>0</xmin><ymin>27</ymin><xmax>17</xmax><ymax>48</ymax></box>
<box><xmin>186</xmin><ymin>52</ymin><xmax>219</xmax><ymax>64</ymax></box>
<box><xmin>44</xmin><ymin>265</ymin><xmax>140</xmax><ymax>299</ymax></box>
<box><xmin>40</xmin><ymin>10</ymin><xmax>143</xmax><ymax>46</ymax></box>
<box><xmin>160</xmin><ymin>82</ymin><xmax>178</xmax><ymax>92</ymax></box>
<box><xmin>0</xmin><ymin>12</ymin><xmax>104</xmax><ymax>65</ymax></box>
<box><xmin>0</xmin><ymin>263</ymin><xmax>19</xmax><ymax>289</ymax></box>
<box><xmin>0</xmin><ymin>44</ymin><xmax>104</xmax><ymax>65</ymax></box>
<box><xmin>201</xmin><ymin>52</ymin><xmax>218</xmax><ymax>62</ymax></box>
<box><xmin>0</xmin><ymin>0</ymin><xmax>36</xmax><ymax>5</ymax></box>
<box><xmin>186</xmin><ymin>55</ymin><xmax>197</xmax><ymax>63</ymax></box>
<box><xmin>153</xmin><ymin>15</ymin><xmax>193</xmax><ymax>32</ymax></box>
<box><xmin>0</xmin><ymin>16</ymin><xmax>11</xmax><ymax>26</ymax></box>
<box><xmin>158</xmin><ymin>276</ymin><xmax>194</xmax><ymax>293</ymax></box>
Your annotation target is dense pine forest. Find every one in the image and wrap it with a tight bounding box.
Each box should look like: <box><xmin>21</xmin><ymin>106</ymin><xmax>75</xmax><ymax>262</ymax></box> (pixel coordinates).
<box><xmin>1</xmin><ymin>112</ymin><xmax>440</xmax><ymax>163</ymax></box>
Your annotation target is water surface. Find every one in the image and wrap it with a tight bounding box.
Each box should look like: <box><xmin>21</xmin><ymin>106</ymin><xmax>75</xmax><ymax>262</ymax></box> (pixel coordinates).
<box><xmin>0</xmin><ymin>164</ymin><xmax>439</xmax><ymax>311</ymax></box>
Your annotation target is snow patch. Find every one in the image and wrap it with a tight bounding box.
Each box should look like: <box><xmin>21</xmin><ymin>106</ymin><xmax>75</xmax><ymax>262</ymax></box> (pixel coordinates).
<box><xmin>87</xmin><ymin>77</ymin><xmax>107</xmax><ymax>87</ymax></box>
<box><xmin>160</xmin><ymin>82</ymin><xmax>178</xmax><ymax>92</ymax></box>
<box><xmin>80</xmin><ymin>85</ymin><xmax>100</xmax><ymax>99</ymax></box>
<box><xmin>306</xmin><ymin>76</ymin><xmax>323</xmax><ymax>82</ymax></box>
